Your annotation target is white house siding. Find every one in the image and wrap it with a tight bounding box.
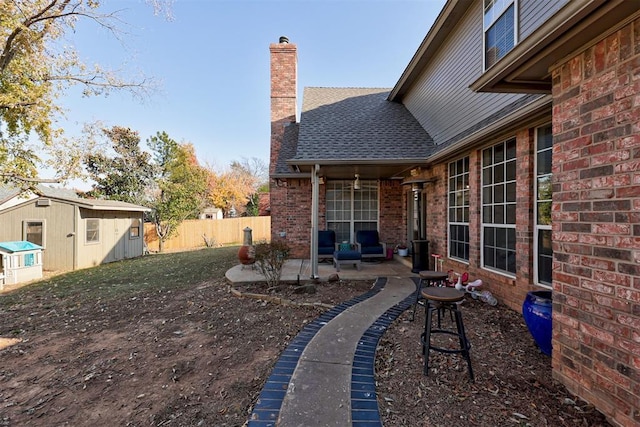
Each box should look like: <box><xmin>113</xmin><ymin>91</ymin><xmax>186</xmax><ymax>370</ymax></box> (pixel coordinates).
<box><xmin>519</xmin><ymin>0</ymin><xmax>569</xmax><ymax>39</ymax></box>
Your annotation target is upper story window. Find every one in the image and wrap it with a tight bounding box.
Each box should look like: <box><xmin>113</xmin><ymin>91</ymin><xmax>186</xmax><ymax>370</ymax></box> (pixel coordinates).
<box><xmin>484</xmin><ymin>0</ymin><xmax>516</xmax><ymax>69</ymax></box>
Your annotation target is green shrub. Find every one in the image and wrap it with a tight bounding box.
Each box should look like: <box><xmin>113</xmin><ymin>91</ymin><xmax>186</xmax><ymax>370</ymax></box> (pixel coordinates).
<box><xmin>254</xmin><ymin>240</ymin><xmax>290</xmax><ymax>288</ymax></box>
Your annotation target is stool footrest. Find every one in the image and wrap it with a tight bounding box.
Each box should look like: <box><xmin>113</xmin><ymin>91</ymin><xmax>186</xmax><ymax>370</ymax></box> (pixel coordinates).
<box><xmin>421</xmin><ymin>330</ymin><xmax>472</xmax><ymax>354</ymax></box>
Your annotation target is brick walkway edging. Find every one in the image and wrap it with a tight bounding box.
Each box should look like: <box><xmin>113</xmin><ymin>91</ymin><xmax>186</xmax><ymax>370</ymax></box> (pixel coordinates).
<box><xmin>247</xmin><ymin>277</ymin><xmax>417</xmax><ymax>426</ymax></box>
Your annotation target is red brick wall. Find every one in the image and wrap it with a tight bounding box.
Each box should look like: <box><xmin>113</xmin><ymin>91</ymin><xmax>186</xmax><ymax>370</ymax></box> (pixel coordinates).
<box><xmin>421</xmin><ymin>143</ymin><xmax>537</xmax><ymax>312</ymax></box>
<box><xmin>551</xmin><ymin>19</ymin><xmax>640</xmax><ymax>427</ymax></box>
<box><xmin>426</xmin><ymin>164</ymin><xmax>448</xmax><ymax>263</ymax></box>
<box><xmin>269</xmin><ymin>40</ymin><xmax>298</xmax><ymax>246</ymax></box>
<box><xmin>269</xmin><ymin>40</ymin><xmax>297</xmax><ymax>177</ymax></box>
<box><xmin>269</xmin><ymin>179</ymin><xmax>312</xmax><ymax>258</ymax></box>
<box><xmin>379</xmin><ymin>180</ymin><xmax>405</xmax><ymax>248</ymax></box>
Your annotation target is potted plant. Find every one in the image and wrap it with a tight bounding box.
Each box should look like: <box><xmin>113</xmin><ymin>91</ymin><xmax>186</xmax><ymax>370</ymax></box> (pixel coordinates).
<box><xmin>522</xmin><ymin>290</ymin><xmax>552</xmax><ymax>356</ymax></box>
<box><xmin>396</xmin><ymin>243</ymin><xmax>409</xmax><ymax>257</ymax></box>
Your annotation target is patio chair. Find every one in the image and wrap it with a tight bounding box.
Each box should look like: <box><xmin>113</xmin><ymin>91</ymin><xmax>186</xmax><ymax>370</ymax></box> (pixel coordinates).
<box><xmin>318</xmin><ymin>230</ymin><xmax>336</xmax><ymax>261</ymax></box>
<box><xmin>355</xmin><ymin>230</ymin><xmax>387</xmax><ymax>260</ymax></box>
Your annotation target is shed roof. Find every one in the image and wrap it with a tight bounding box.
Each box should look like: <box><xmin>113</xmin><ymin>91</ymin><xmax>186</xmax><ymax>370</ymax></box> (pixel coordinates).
<box><xmin>0</xmin><ymin>184</ymin><xmax>150</xmax><ymax>212</ymax></box>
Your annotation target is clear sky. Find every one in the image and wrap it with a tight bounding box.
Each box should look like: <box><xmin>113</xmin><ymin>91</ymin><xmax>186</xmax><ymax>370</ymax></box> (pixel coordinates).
<box><xmin>56</xmin><ymin>0</ymin><xmax>447</xmax><ymax>187</ymax></box>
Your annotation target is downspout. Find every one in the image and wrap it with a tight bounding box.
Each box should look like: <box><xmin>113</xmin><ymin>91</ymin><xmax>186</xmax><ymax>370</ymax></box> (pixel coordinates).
<box><xmin>310</xmin><ymin>164</ymin><xmax>320</xmax><ymax>279</ymax></box>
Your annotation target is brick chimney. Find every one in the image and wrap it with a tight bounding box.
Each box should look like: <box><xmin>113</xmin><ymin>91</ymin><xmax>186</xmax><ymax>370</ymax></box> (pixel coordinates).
<box><xmin>269</xmin><ymin>36</ymin><xmax>297</xmax><ymax>175</ymax></box>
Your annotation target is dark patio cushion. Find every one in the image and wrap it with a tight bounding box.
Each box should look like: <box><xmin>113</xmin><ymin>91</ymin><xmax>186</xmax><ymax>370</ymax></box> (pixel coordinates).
<box><xmin>333</xmin><ymin>250</ymin><xmax>361</xmax><ymax>260</ymax></box>
<box><xmin>318</xmin><ymin>246</ymin><xmax>335</xmax><ymax>255</ymax></box>
<box><xmin>360</xmin><ymin>244</ymin><xmax>384</xmax><ymax>255</ymax></box>
<box><xmin>318</xmin><ymin>230</ymin><xmax>336</xmax><ymax>247</ymax></box>
<box><xmin>356</xmin><ymin>230</ymin><xmax>380</xmax><ymax>246</ymax></box>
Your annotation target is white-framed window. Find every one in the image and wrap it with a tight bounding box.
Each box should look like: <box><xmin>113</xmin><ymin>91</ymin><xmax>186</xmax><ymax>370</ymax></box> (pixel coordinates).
<box><xmin>448</xmin><ymin>157</ymin><xmax>470</xmax><ymax>262</ymax></box>
<box><xmin>23</xmin><ymin>220</ymin><xmax>45</xmax><ymax>247</ymax></box>
<box><xmin>130</xmin><ymin>218</ymin><xmax>141</xmax><ymax>239</ymax></box>
<box><xmin>484</xmin><ymin>0</ymin><xmax>517</xmax><ymax>69</ymax></box>
<box><xmin>326</xmin><ymin>180</ymin><xmax>378</xmax><ymax>243</ymax></box>
<box><xmin>482</xmin><ymin>137</ymin><xmax>517</xmax><ymax>275</ymax></box>
<box><xmin>535</xmin><ymin>124</ymin><xmax>553</xmax><ymax>288</ymax></box>
<box><xmin>86</xmin><ymin>218</ymin><xmax>100</xmax><ymax>244</ymax></box>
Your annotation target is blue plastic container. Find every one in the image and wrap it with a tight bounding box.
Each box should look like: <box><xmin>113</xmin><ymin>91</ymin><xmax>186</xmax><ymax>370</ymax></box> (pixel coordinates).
<box><xmin>522</xmin><ymin>290</ymin><xmax>553</xmax><ymax>356</ymax></box>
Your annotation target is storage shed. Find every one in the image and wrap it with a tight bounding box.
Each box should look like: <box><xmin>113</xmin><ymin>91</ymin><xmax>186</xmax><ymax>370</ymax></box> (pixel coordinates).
<box><xmin>0</xmin><ymin>241</ymin><xmax>43</xmax><ymax>288</ymax></box>
<box><xmin>0</xmin><ymin>185</ymin><xmax>150</xmax><ymax>272</ymax></box>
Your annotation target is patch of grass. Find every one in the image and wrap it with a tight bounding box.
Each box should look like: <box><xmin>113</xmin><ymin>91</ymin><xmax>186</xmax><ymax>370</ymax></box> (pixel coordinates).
<box><xmin>0</xmin><ymin>247</ymin><xmax>239</xmax><ymax>306</ymax></box>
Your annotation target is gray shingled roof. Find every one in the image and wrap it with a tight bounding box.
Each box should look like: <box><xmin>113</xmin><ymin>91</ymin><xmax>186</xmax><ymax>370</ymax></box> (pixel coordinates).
<box><xmin>290</xmin><ymin>88</ymin><xmax>434</xmax><ymax>163</ymax></box>
<box><xmin>275</xmin><ymin>122</ymin><xmax>301</xmax><ymax>175</ymax></box>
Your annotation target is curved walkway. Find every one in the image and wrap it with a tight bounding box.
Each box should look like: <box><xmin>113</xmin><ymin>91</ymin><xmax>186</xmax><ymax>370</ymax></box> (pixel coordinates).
<box><xmin>248</xmin><ymin>276</ymin><xmax>417</xmax><ymax>426</ymax></box>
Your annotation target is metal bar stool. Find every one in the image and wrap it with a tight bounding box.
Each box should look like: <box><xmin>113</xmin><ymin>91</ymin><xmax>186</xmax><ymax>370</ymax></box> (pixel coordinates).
<box><xmin>420</xmin><ymin>287</ymin><xmax>474</xmax><ymax>382</ymax></box>
<box><xmin>410</xmin><ymin>270</ymin><xmax>448</xmax><ymax>321</ymax></box>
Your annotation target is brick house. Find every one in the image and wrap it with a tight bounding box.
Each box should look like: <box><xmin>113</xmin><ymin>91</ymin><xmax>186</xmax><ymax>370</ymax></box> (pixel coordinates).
<box><xmin>269</xmin><ymin>2</ymin><xmax>639</xmax><ymax>425</ymax></box>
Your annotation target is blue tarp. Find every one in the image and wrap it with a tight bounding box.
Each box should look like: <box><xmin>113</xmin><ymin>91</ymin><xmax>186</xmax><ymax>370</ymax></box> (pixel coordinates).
<box><xmin>0</xmin><ymin>241</ymin><xmax>43</xmax><ymax>253</ymax></box>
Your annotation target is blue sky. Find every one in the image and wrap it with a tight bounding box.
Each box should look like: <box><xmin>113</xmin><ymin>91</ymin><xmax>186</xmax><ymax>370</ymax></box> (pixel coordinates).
<box><xmin>56</xmin><ymin>0</ymin><xmax>447</xmax><ymax>185</ymax></box>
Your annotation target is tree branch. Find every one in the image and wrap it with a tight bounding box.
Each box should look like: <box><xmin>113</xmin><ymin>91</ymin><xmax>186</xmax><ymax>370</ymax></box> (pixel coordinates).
<box><xmin>0</xmin><ymin>173</ymin><xmax>60</xmax><ymax>184</ymax></box>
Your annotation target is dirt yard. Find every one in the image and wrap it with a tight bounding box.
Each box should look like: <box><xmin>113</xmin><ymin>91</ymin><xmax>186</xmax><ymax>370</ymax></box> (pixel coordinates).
<box><xmin>0</xmin><ymin>248</ymin><xmax>611</xmax><ymax>426</ymax></box>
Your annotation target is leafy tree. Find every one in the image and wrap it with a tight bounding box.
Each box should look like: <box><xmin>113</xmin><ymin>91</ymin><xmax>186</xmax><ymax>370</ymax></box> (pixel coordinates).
<box><xmin>0</xmin><ymin>0</ymin><xmax>166</xmax><ymax>184</ymax></box>
<box><xmin>147</xmin><ymin>131</ymin><xmax>209</xmax><ymax>252</ymax></box>
<box><xmin>83</xmin><ymin>126</ymin><xmax>155</xmax><ymax>204</ymax></box>
<box><xmin>208</xmin><ymin>157</ymin><xmax>267</xmax><ymax>217</ymax></box>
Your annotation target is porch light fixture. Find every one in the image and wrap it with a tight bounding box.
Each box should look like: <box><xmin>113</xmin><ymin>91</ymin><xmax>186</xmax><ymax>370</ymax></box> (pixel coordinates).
<box><xmin>354</xmin><ymin>174</ymin><xmax>361</xmax><ymax>190</ymax></box>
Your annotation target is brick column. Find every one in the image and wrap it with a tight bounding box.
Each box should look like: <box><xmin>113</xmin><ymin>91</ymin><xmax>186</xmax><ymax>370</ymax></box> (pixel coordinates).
<box><xmin>550</xmin><ymin>19</ymin><xmax>640</xmax><ymax>427</ymax></box>
<box><xmin>269</xmin><ymin>37</ymin><xmax>298</xmax><ymax>245</ymax></box>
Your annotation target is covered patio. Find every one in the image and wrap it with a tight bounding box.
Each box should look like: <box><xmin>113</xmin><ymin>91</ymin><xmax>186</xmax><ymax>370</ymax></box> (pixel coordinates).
<box><xmin>225</xmin><ymin>255</ymin><xmax>414</xmax><ymax>284</ymax></box>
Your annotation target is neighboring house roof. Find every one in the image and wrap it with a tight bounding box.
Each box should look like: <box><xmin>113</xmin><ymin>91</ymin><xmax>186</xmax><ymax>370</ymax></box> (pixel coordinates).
<box><xmin>290</xmin><ymin>87</ymin><xmax>434</xmax><ymax>165</ymax></box>
<box><xmin>0</xmin><ymin>184</ymin><xmax>80</xmax><ymax>203</ymax></box>
<box><xmin>36</xmin><ymin>185</ymin><xmax>80</xmax><ymax>200</ymax></box>
<box><xmin>0</xmin><ymin>185</ymin><xmax>18</xmax><ymax>204</ymax></box>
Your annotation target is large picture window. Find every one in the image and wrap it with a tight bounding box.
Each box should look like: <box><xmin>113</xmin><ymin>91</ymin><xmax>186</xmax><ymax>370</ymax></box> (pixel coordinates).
<box><xmin>484</xmin><ymin>0</ymin><xmax>516</xmax><ymax>69</ymax></box>
<box><xmin>86</xmin><ymin>219</ymin><xmax>100</xmax><ymax>243</ymax></box>
<box><xmin>448</xmin><ymin>157</ymin><xmax>470</xmax><ymax>261</ymax></box>
<box><xmin>326</xmin><ymin>180</ymin><xmax>378</xmax><ymax>243</ymax></box>
<box><xmin>482</xmin><ymin>138</ymin><xmax>516</xmax><ymax>274</ymax></box>
<box><xmin>535</xmin><ymin>124</ymin><xmax>553</xmax><ymax>287</ymax></box>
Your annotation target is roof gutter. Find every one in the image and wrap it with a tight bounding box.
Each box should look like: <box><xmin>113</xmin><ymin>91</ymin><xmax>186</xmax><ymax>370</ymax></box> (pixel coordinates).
<box><xmin>288</xmin><ymin>158</ymin><xmax>429</xmax><ymax>167</ymax></box>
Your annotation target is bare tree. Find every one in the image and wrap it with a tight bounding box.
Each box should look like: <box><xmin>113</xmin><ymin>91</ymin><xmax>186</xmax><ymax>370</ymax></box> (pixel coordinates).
<box><xmin>0</xmin><ymin>0</ymin><xmax>168</xmax><ymax>185</ymax></box>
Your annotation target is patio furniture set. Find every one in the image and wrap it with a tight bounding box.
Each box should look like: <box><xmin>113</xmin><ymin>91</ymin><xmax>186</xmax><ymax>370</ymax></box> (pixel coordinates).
<box><xmin>317</xmin><ymin>230</ymin><xmax>387</xmax><ymax>272</ymax></box>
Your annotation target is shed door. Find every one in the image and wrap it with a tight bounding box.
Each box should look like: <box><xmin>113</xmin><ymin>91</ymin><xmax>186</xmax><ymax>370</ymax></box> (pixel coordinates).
<box><xmin>105</xmin><ymin>217</ymin><xmax>127</xmax><ymax>263</ymax></box>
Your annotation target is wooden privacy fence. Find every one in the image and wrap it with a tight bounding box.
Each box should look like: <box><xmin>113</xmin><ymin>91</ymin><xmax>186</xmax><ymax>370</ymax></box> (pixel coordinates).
<box><xmin>144</xmin><ymin>217</ymin><xmax>271</xmax><ymax>252</ymax></box>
